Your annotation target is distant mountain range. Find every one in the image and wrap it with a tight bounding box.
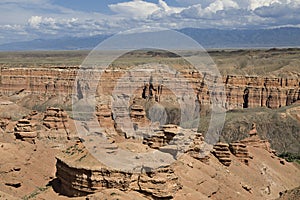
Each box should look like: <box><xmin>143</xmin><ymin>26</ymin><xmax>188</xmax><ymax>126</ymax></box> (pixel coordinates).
<box><xmin>0</xmin><ymin>27</ymin><xmax>300</xmax><ymax>51</ymax></box>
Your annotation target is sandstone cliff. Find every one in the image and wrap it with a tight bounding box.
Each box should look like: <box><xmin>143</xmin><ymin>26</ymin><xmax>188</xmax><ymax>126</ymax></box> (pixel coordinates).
<box><xmin>0</xmin><ymin>67</ymin><xmax>299</xmax><ymax>111</ymax></box>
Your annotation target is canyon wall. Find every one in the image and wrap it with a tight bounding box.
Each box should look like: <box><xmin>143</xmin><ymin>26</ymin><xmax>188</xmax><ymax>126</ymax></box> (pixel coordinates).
<box><xmin>0</xmin><ymin>67</ymin><xmax>299</xmax><ymax>110</ymax></box>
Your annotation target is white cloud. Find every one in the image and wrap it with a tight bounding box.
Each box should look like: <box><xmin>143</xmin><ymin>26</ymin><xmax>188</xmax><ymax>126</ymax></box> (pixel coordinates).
<box><xmin>206</xmin><ymin>0</ymin><xmax>239</xmax><ymax>13</ymax></box>
<box><xmin>179</xmin><ymin>0</ymin><xmax>240</xmax><ymax>20</ymax></box>
<box><xmin>109</xmin><ymin>0</ymin><xmax>160</xmax><ymax>18</ymax></box>
<box><xmin>248</xmin><ymin>0</ymin><xmax>281</xmax><ymax>10</ymax></box>
<box><xmin>254</xmin><ymin>1</ymin><xmax>300</xmax><ymax>17</ymax></box>
<box><xmin>109</xmin><ymin>0</ymin><xmax>184</xmax><ymax>19</ymax></box>
<box><xmin>28</xmin><ymin>16</ymin><xmax>42</xmax><ymax>28</ymax></box>
<box><xmin>0</xmin><ymin>0</ymin><xmax>300</xmax><ymax>45</ymax></box>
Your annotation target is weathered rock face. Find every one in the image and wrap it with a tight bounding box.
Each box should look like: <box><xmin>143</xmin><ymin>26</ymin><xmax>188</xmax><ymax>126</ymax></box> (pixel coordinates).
<box><xmin>0</xmin><ymin>67</ymin><xmax>299</xmax><ymax>111</ymax></box>
<box><xmin>0</xmin><ymin>117</ymin><xmax>10</xmax><ymax>130</ymax></box>
<box><xmin>229</xmin><ymin>142</ymin><xmax>250</xmax><ymax>165</ymax></box>
<box><xmin>185</xmin><ymin>133</ymin><xmax>210</xmax><ymax>163</ymax></box>
<box><xmin>240</xmin><ymin>135</ymin><xmax>271</xmax><ymax>152</ymax></box>
<box><xmin>143</xmin><ymin>124</ymin><xmax>179</xmax><ymax>149</ymax></box>
<box><xmin>24</xmin><ymin>110</ymin><xmax>39</xmax><ymax>120</ymax></box>
<box><xmin>136</xmin><ymin>167</ymin><xmax>181</xmax><ymax>199</ymax></box>
<box><xmin>40</xmin><ymin>107</ymin><xmax>73</xmax><ymax>140</ymax></box>
<box><xmin>55</xmin><ymin>142</ymin><xmax>181</xmax><ymax>198</ymax></box>
<box><xmin>43</xmin><ymin>107</ymin><xmax>69</xmax><ymax>130</ymax></box>
<box><xmin>130</xmin><ymin>105</ymin><xmax>147</xmax><ymax>123</ymax></box>
<box><xmin>224</xmin><ymin>75</ymin><xmax>300</xmax><ymax>109</ymax></box>
<box><xmin>0</xmin><ymin>68</ymin><xmax>76</xmax><ymax>96</ymax></box>
<box><xmin>14</xmin><ymin>119</ymin><xmax>37</xmax><ymax>143</ymax></box>
<box><xmin>143</xmin><ymin>131</ymin><xmax>165</xmax><ymax>149</ymax></box>
<box><xmin>212</xmin><ymin>142</ymin><xmax>231</xmax><ymax>166</ymax></box>
<box><xmin>95</xmin><ymin>104</ymin><xmax>115</xmax><ymax>133</ymax></box>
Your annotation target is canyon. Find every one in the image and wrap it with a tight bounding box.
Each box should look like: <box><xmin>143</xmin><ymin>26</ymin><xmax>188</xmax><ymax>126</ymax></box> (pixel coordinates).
<box><xmin>0</xmin><ymin>49</ymin><xmax>299</xmax><ymax>200</ymax></box>
<box><xmin>0</xmin><ymin>66</ymin><xmax>299</xmax><ymax>110</ymax></box>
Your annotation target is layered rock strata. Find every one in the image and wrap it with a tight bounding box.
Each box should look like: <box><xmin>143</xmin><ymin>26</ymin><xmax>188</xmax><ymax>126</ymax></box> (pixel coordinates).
<box><xmin>42</xmin><ymin>107</ymin><xmax>71</xmax><ymax>139</ymax></box>
<box><xmin>130</xmin><ymin>103</ymin><xmax>149</xmax><ymax>127</ymax></box>
<box><xmin>43</xmin><ymin>107</ymin><xmax>69</xmax><ymax>130</ymax></box>
<box><xmin>14</xmin><ymin>119</ymin><xmax>37</xmax><ymax>143</ymax></box>
<box><xmin>143</xmin><ymin>124</ymin><xmax>179</xmax><ymax>149</ymax></box>
<box><xmin>0</xmin><ymin>67</ymin><xmax>299</xmax><ymax>111</ymax></box>
<box><xmin>229</xmin><ymin>142</ymin><xmax>250</xmax><ymax>165</ymax></box>
<box><xmin>95</xmin><ymin>104</ymin><xmax>115</xmax><ymax>134</ymax></box>
<box><xmin>240</xmin><ymin>135</ymin><xmax>272</xmax><ymax>152</ymax></box>
<box><xmin>55</xmin><ymin>142</ymin><xmax>181</xmax><ymax>198</ymax></box>
<box><xmin>186</xmin><ymin>133</ymin><xmax>210</xmax><ymax>163</ymax></box>
<box><xmin>212</xmin><ymin>142</ymin><xmax>231</xmax><ymax>166</ymax></box>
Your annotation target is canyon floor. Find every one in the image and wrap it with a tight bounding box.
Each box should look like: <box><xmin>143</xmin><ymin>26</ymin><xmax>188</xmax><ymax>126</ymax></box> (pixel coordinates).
<box><xmin>0</xmin><ymin>48</ymin><xmax>299</xmax><ymax>200</ymax></box>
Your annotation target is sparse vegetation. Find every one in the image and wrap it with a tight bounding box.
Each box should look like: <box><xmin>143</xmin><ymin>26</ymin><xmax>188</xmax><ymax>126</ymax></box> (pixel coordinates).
<box><xmin>22</xmin><ymin>186</ymin><xmax>49</xmax><ymax>200</ymax></box>
<box><xmin>279</xmin><ymin>152</ymin><xmax>300</xmax><ymax>164</ymax></box>
<box><xmin>1</xmin><ymin>48</ymin><xmax>299</xmax><ymax>77</ymax></box>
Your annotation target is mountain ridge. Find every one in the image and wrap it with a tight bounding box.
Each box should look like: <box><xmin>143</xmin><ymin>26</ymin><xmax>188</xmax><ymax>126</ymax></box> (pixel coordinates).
<box><xmin>1</xmin><ymin>27</ymin><xmax>300</xmax><ymax>51</ymax></box>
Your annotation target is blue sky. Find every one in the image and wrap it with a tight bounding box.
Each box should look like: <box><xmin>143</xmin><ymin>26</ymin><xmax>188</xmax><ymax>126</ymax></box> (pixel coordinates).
<box><xmin>0</xmin><ymin>0</ymin><xmax>300</xmax><ymax>44</ymax></box>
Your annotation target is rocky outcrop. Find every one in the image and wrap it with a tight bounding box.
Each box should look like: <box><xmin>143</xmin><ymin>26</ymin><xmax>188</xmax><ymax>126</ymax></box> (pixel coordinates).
<box><xmin>186</xmin><ymin>133</ymin><xmax>210</xmax><ymax>163</ymax></box>
<box><xmin>0</xmin><ymin>117</ymin><xmax>10</xmax><ymax>130</ymax></box>
<box><xmin>136</xmin><ymin>167</ymin><xmax>181</xmax><ymax>198</ymax></box>
<box><xmin>143</xmin><ymin>131</ymin><xmax>165</xmax><ymax>149</ymax></box>
<box><xmin>55</xmin><ymin>142</ymin><xmax>181</xmax><ymax>198</ymax></box>
<box><xmin>43</xmin><ymin>107</ymin><xmax>69</xmax><ymax>130</ymax></box>
<box><xmin>229</xmin><ymin>142</ymin><xmax>250</xmax><ymax>165</ymax></box>
<box><xmin>0</xmin><ymin>67</ymin><xmax>76</xmax><ymax>96</ymax></box>
<box><xmin>212</xmin><ymin>142</ymin><xmax>231</xmax><ymax>166</ymax></box>
<box><xmin>95</xmin><ymin>104</ymin><xmax>115</xmax><ymax>134</ymax></box>
<box><xmin>42</xmin><ymin>107</ymin><xmax>71</xmax><ymax>139</ymax></box>
<box><xmin>143</xmin><ymin>124</ymin><xmax>179</xmax><ymax>149</ymax></box>
<box><xmin>14</xmin><ymin>119</ymin><xmax>37</xmax><ymax>143</ymax></box>
<box><xmin>0</xmin><ymin>67</ymin><xmax>299</xmax><ymax>112</ymax></box>
<box><xmin>130</xmin><ymin>103</ymin><xmax>149</xmax><ymax>127</ymax></box>
<box><xmin>240</xmin><ymin>135</ymin><xmax>271</xmax><ymax>152</ymax></box>
<box><xmin>224</xmin><ymin>75</ymin><xmax>300</xmax><ymax>109</ymax></box>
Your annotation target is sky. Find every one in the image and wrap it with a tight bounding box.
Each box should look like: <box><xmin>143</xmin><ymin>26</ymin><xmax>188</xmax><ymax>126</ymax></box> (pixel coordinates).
<box><xmin>0</xmin><ymin>0</ymin><xmax>300</xmax><ymax>44</ymax></box>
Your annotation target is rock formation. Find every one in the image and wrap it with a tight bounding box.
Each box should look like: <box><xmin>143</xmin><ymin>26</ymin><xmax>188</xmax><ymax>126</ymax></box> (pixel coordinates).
<box><xmin>95</xmin><ymin>104</ymin><xmax>115</xmax><ymax>134</ymax></box>
<box><xmin>55</xmin><ymin>142</ymin><xmax>181</xmax><ymax>198</ymax></box>
<box><xmin>143</xmin><ymin>131</ymin><xmax>165</xmax><ymax>149</ymax></box>
<box><xmin>186</xmin><ymin>133</ymin><xmax>210</xmax><ymax>163</ymax></box>
<box><xmin>212</xmin><ymin>142</ymin><xmax>231</xmax><ymax>166</ymax></box>
<box><xmin>130</xmin><ymin>103</ymin><xmax>148</xmax><ymax>127</ymax></box>
<box><xmin>248</xmin><ymin>122</ymin><xmax>258</xmax><ymax>136</ymax></box>
<box><xmin>43</xmin><ymin>107</ymin><xmax>69</xmax><ymax>130</ymax></box>
<box><xmin>240</xmin><ymin>135</ymin><xmax>272</xmax><ymax>152</ymax></box>
<box><xmin>14</xmin><ymin>119</ymin><xmax>37</xmax><ymax>143</ymax></box>
<box><xmin>143</xmin><ymin>124</ymin><xmax>179</xmax><ymax>149</ymax></box>
<box><xmin>224</xmin><ymin>75</ymin><xmax>300</xmax><ymax>109</ymax></box>
<box><xmin>0</xmin><ymin>117</ymin><xmax>10</xmax><ymax>130</ymax></box>
<box><xmin>0</xmin><ymin>68</ymin><xmax>76</xmax><ymax>96</ymax></box>
<box><xmin>0</xmin><ymin>67</ymin><xmax>299</xmax><ymax>111</ymax></box>
<box><xmin>229</xmin><ymin>142</ymin><xmax>250</xmax><ymax>165</ymax></box>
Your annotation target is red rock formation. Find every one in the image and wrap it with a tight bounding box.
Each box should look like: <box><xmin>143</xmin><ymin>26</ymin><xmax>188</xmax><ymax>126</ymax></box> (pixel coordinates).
<box><xmin>229</xmin><ymin>142</ymin><xmax>250</xmax><ymax>165</ymax></box>
<box><xmin>186</xmin><ymin>133</ymin><xmax>210</xmax><ymax>163</ymax></box>
<box><xmin>130</xmin><ymin>103</ymin><xmax>149</xmax><ymax>127</ymax></box>
<box><xmin>43</xmin><ymin>107</ymin><xmax>71</xmax><ymax>139</ymax></box>
<box><xmin>240</xmin><ymin>135</ymin><xmax>271</xmax><ymax>152</ymax></box>
<box><xmin>14</xmin><ymin>119</ymin><xmax>37</xmax><ymax>143</ymax></box>
<box><xmin>0</xmin><ymin>68</ymin><xmax>76</xmax><ymax>96</ymax></box>
<box><xmin>248</xmin><ymin>123</ymin><xmax>258</xmax><ymax>137</ymax></box>
<box><xmin>223</xmin><ymin>75</ymin><xmax>300</xmax><ymax>109</ymax></box>
<box><xmin>0</xmin><ymin>67</ymin><xmax>299</xmax><ymax>111</ymax></box>
<box><xmin>55</xmin><ymin>142</ymin><xmax>181</xmax><ymax>198</ymax></box>
<box><xmin>212</xmin><ymin>142</ymin><xmax>231</xmax><ymax>166</ymax></box>
<box><xmin>143</xmin><ymin>124</ymin><xmax>179</xmax><ymax>149</ymax></box>
<box><xmin>95</xmin><ymin>104</ymin><xmax>115</xmax><ymax>135</ymax></box>
<box><xmin>43</xmin><ymin>107</ymin><xmax>69</xmax><ymax>130</ymax></box>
